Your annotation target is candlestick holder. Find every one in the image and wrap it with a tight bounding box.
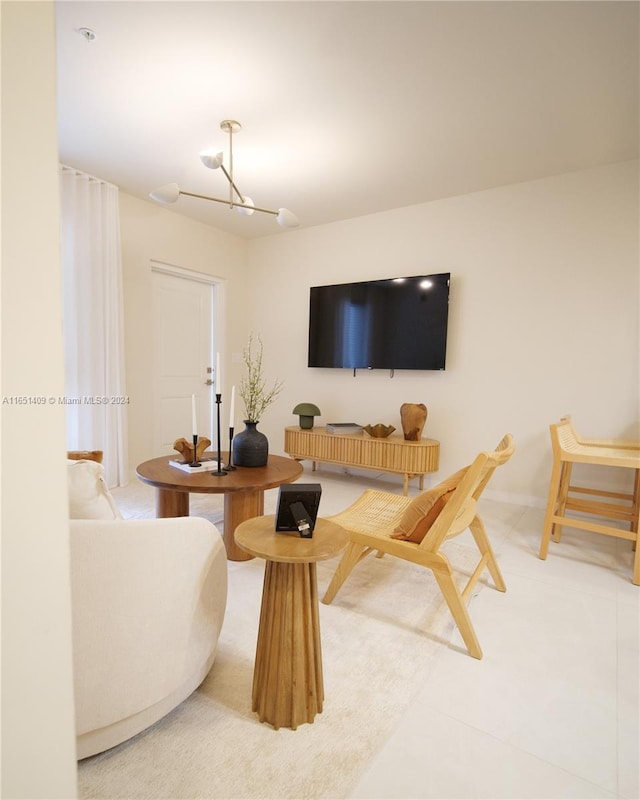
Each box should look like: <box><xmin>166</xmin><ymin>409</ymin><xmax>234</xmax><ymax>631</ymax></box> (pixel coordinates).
<box><xmin>224</xmin><ymin>426</ymin><xmax>237</xmax><ymax>471</ymax></box>
<box><xmin>212</xmin><ymin>393</ymin><xmax>227</xmax><ymax>477</ymax></box>
<box><xmin>189</xmin><ymin>434</ymin><xmax>201</xmax><ymax>467</ymax></box>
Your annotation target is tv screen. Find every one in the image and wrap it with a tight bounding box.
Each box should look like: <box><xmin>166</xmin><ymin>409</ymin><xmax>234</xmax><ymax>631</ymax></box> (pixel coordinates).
<box><xmin>308</xmin><ymin>273</ymin><xmax>450</xmax><ymax>370</ymax></box>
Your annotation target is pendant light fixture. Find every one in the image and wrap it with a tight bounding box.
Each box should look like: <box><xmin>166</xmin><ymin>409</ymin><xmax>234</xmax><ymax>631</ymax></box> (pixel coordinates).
<box><xmin>150</xmin><ymin>120</ymin><xmax>299</xmax><ymax>229</ymax></box>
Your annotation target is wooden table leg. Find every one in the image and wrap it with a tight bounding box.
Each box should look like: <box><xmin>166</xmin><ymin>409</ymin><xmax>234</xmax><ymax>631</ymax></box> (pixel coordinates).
<box><xmin>252</xmin><ymin>561</ymin><xmax>323</xmax><ymax>729</ymax></box>
<box><xmin>156</xmin><ymin>488</ymin><xmax>189</xmax><ymax>517</ymax></box>
<box><xmin>223</xmin><ymin>490</ymin><xmax>263</xmax><ymax>561</ymax></box>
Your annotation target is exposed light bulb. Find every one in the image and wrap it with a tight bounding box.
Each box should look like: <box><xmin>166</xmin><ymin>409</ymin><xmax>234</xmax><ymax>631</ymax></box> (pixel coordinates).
<box><xmin>199</xmin><ymin>151</ymin><xmax>224</xmax><ymax>170</ymax></box>
<box><xmin>149</xmin><ymin>183</ymin><xmax>180</xmax><ymax>204</ymax></box>
<box><xmin>237</xmin><ymin>197</ymin><xmax>255</xmax><ymax>216</ymax></box>
<box><xmin>276</xmin><ymin>208</ymin><xmax>299</xmax><ymax>228</ymax></box>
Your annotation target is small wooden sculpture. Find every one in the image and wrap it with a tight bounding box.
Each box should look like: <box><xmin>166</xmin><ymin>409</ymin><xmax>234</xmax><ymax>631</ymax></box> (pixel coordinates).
<box><xmin>400</xmin><ymin>403</ymin><xmax>427</xmax><ymax>441</ymax></box>
<box><xmin>173</xmin><ymin>436</ymin><xmax>211</xmax><ymax>463</ymax></box>
<box><xmin>67</xmin><ymin>450</ymin><xmax>103</xmax><ymax>463</ymax></box>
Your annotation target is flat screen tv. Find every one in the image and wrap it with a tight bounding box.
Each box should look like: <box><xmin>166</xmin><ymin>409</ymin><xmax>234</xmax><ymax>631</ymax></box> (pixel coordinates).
<box><xmin>308</xmin><ymin>272</ymin><xmax>450</xmax><ymax>370</ymax></box>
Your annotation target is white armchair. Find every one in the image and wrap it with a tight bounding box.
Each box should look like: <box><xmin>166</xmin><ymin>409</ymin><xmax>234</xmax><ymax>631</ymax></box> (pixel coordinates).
<box><xmin>70</xmin><ymin>516</ymin><xmax>227</xmax><ymax>759</ymax></box>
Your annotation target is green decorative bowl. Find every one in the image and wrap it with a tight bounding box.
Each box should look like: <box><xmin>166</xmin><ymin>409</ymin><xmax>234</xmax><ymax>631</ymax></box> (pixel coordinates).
<box><xmin>363</xmin><ymin>424</ymin><xmax>396</xmax><ymax>438</ymax></box>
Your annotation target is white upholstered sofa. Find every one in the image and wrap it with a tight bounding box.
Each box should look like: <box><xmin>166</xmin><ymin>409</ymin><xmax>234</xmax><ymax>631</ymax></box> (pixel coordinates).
<box><xmin>67</xmin><ymin>459</ymin><xmax>227</xmax><ymax>759</ymax></box>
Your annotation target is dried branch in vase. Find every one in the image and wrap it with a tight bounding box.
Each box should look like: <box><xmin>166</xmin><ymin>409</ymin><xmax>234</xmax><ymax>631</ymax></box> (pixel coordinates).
<box><xmin>240</xmin><ymin>333</ymin><xmax>283</xmax><ymax>422</ymax></box>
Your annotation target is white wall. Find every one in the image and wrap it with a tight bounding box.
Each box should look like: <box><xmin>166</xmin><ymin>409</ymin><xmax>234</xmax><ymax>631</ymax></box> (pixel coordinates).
<box><xmin>1</xmin><ymin>2</ymin><xmax>78</xmax><ymax>797</ymax></box>
<box><xmin>118</xmin><ymin>193</ymin><xmax>248</xmax><ymax>469</ymax></box>
<box><xmin>119</xmin><ymin>164</ymin><xmax>638</xmax><ymax>504</ymax></box>
<box><xmin>246</xmin><ymin>161</ymin><xmax>639</xmax><ymax>504</ymax></box>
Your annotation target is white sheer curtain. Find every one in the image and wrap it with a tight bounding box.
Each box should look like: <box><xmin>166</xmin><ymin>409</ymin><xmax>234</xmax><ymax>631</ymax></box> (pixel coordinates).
<box><xmin>60</xmin><ymin>165</ymin><xmax>128</xmax><ymax>487</ymax></box>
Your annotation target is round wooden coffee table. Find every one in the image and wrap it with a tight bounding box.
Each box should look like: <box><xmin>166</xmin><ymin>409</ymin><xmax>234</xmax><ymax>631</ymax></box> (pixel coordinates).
<box><xmin>136</xmin><ymin>454</ymin><xmax>303</xmax><ymax>561</ymax></box>
<box><xmin>235</xmin><ymin>515</ymin><xmax>347</xmax><ymax>730</ymax></box>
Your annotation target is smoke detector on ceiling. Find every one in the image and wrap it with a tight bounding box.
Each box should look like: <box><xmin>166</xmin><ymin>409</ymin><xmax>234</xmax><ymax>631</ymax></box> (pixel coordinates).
<box><xmin>77</xmin><ymin>27</ymin><xmax>96</xmax><ymax>42</ymax></box>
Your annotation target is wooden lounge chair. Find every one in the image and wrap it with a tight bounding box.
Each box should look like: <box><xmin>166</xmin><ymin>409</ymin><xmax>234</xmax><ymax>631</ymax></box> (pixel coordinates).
<box><xmin>322</xmin><ymin>434</ymin><xmax>515</xmax><ymax>659</ymax></box>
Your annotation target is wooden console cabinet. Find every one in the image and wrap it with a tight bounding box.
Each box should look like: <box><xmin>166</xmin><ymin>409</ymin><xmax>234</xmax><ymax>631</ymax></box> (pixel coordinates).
<box><xmin>284</xmin><ymin>426</ymin><xmax>440</xmax><ymax>495</ymax></box>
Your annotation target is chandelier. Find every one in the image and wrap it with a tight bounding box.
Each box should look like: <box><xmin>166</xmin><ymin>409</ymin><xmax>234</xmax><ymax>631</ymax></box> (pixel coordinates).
<box><xmin>150</xmin><ymin>120</ymin><xmax>299</xmax><ymax>228</ymax></box>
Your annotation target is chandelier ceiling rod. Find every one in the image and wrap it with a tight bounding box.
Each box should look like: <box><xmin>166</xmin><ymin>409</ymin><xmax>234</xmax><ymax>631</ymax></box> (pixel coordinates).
<box><xmin>149</xmin><ymin>119</ymin><xmax>299</xmax><ymax>229</ymax></box>
<box><xmin>179</xmin><ymin>189</ymin><xmax>284</xmax><ymax>218</ymax></box>
<box><xmin>219</xmin><ymin>164</ymin><xmax>244</xmax><ymax>206</ymax></box>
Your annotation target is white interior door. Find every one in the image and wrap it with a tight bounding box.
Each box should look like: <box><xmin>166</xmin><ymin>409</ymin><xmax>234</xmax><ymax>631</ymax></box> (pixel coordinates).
<box><xmin>152</xmin><ymin>269</ymin><xmax>216</xmax><ymax>455</ymax></box>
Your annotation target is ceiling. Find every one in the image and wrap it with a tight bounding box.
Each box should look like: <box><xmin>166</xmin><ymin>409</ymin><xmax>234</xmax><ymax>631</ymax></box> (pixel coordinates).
<box><xmin>56</xmin><ymin>1</ymin><xmax>639</xmax><ymax>240</ymax></box>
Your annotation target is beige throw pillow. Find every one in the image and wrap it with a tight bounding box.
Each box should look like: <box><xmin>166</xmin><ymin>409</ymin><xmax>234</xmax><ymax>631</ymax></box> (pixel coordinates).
<box><xmin>67</xmin><ymin>459</ymin><xmax>122</xmax><ymax>519</ymax></box>
<box><xmin>391</xmin><ymin>466</ymin><xmax>468</xmax><ymax>543</ymax></box>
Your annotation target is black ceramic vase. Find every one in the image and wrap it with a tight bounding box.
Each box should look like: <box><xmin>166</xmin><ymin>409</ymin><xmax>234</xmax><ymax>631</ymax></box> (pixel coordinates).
<box><xmin>232</xmin><ymin>420</ymin><xmax>269</xmax><ymax>467</ymax></box>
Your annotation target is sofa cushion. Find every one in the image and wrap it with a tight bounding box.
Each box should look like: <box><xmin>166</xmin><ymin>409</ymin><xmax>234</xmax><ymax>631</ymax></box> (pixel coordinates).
<box><xmin>391</xmin><ymin>466</ymin><xmax>468</xmax><ymax>543</ymax></box>
<box><xmin>68</xmin><ymin>459</ymin><xmax>121</xmax><ymax>519</ymax></box>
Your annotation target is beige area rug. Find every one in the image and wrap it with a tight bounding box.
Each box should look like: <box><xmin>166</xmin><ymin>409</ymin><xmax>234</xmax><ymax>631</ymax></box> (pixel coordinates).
<box><xmin>79</xmin><ymin>483</ymin><xmax>486</xmax><ymax>799</ymax></box>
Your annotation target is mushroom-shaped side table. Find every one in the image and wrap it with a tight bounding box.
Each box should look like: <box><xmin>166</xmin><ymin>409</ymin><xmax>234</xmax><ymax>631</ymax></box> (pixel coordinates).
<box><xmin>293</xmin><ymin>403</ymin><xmax>321</xmax><ymax>429</ymax></box>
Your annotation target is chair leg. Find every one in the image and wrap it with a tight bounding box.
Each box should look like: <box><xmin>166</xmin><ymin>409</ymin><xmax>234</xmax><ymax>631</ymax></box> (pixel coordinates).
<box><xmin>432</xmin><ymin>565</ymin><xmax>483</xmax><ymax>659</ymax></box>
<box><xmin>469</xmin><ymin>516</ymin><xmax>506</xmax><ymax>592</ymax></box>
<box><xmin>322</xmin><ymin>541</ymin><xmax>368</xmax><ymax>604</ymax></box>
<box><xmin>632</xmin><ymin>469</ymin><xmax>639</xmax><ymax>541</ymax></box>
<box><xmin>632</xmin><ymin>481</ymin><xmax>640</xmax><ymax>582</ymax></box>
<box><xmin>552</xmin><ymin>462</ymin><xmax>572</xmax><ymax>542</ymax></box>
<box><xmin>540</xmin><ymin>457</ymin><xmax>563</xmax><ymax>560</ymax></box>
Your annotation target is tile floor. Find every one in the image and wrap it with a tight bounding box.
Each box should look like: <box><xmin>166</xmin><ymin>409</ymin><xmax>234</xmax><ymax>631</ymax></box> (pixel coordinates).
<box><xmin>320</xmin><ymin>472</ymin><xmax>639</xmax><ymax>800</ymax></box>
<box><xmin>116</xmin><ymin>461</ymin><xmax>639</xmax><ymax>799</ymax></box>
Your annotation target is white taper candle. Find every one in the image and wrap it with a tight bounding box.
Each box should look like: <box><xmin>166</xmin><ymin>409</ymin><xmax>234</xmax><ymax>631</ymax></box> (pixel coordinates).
<box><xmin>229</xmin><ymin>385</ymin><xmax>235</xmax><ymax>428</ymax></box>
<box><xmin>216</xmin><ymin>352</ymin><xmax>221</xmax><ymax>396</ymax></box>
<box><xmin>191</xmin><ymin>394</ymin><xmax>197</xmax><ymax>437</ymax></box>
